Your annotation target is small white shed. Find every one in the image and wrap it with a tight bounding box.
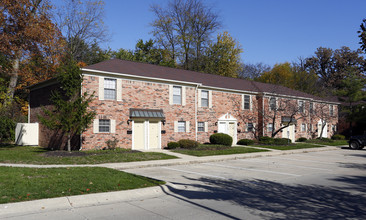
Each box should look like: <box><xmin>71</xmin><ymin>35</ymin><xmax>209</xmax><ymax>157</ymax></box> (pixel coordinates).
<box><xmin>15</xmin><ymin>123</ymin><xmax>39</xmax><ymax>146</ymax></box>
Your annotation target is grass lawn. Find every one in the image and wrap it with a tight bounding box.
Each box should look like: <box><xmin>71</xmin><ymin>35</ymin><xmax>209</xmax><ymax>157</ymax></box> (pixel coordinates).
<box><xmin>171</xmin><ymin>145</ymin><xmax>268</xmax><ymax>156</ymax></box>
<box><xmin>0</xmin><ymin>166</ymin><xmax>164</xmax><ymax>204</ymax></box>
<box><xmin>305</xmin><ymin>139</ymin><xmax>348</xmax><ymax>146</ymax></box>
<box><xmin>0</xmin><ymin>145</ymin><xmax>177</xmax><ymax>165</ymax></box>
<box><xmin>254</xmin><ymin>143</ymin><xmax>326</xmax><ymax>150</ymax></box>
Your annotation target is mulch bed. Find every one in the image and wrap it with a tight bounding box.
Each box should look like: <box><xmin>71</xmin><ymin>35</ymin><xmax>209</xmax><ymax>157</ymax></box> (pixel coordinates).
<box><xmin>42</xmin><ymin>149</ymin><xmax>142</xmax><ymax>157</ymax></box>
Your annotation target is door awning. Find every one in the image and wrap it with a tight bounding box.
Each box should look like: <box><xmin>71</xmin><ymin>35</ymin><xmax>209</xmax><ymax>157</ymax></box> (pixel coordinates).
<box><xmin>129</xmin><ymin>108</ymin><xmax>165</xmax><ymax>119</ymax></box>
<box><xmin>281</xmin><ymin>116</ymin><xmax>297</xmax><ymax>123</ymax></box>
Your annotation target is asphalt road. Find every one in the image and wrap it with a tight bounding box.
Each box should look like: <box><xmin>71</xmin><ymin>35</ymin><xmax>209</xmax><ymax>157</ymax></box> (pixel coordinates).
<box><xmin>2</xmin><ymin>147</ymin><xmax>366</xmax><ymax>220</ymax></box>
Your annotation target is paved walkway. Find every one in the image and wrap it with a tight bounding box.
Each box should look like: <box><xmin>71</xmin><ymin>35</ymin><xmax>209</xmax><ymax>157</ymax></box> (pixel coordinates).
<box><xmin>0</xmin><ymin>145</ymin><xmax>340</xmax><ymax>170</ymax></box>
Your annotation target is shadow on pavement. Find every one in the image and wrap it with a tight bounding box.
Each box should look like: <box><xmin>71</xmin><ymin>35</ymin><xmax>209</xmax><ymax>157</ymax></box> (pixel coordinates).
<box><xmin>165</xmin><ymin>177</ymin><xmax>366</xmax><ymax>220</ymax></box>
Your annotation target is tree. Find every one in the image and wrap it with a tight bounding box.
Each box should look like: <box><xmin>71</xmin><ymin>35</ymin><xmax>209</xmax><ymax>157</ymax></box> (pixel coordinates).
<box><xmin>205</xmin><ymin>31</ymin><xmax>243</xmax><ymax>77</ymax></box>
<box><xmin>239</xmin><ymin>63</ymin><xmax>271</xmax><ymax>80</ymax></box>
<box><xmin>39</xmin><ymin>57</ymin><xmax>96</xmax><ymax>152</ymax></box>
<box><xmin>358</xmin><ymin>18</ymin><xmax>366</xmax><ymax>52</ymax></box>
<box><xmin>257</xmin><ymin>63</ymin><xmax>294</xmax><ymax>88</ymax></box>
<box><xmin>0</xmin><ymin>0</ymin><xmax>61</xmax><ymax>105</ymax></box>
<box><xmin>305</xmin><ymin>46</ymin><xmax>365</xmax><ymax>92</ymax></box>
<box><xmin>150</xmin><ymin>0</ymin><xmax>220</xmax><ymax>70</ymax></box>
<box><xmin>336</xmin><ymin>72</ymin><xmax>366</xmax><ymax>136</ymax></box>
<box><xmin>313</xmin><ymin>103</ymin><xmax>333</xmax><ymax>139</ymax></box>
<box><xmin>55</xmin><ymin>0</ymin><xmax>109</xmax><ymax>62</ymax></box>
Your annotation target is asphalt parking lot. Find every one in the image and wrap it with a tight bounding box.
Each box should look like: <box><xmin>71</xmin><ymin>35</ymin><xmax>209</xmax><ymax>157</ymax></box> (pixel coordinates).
<box><xmin>2</xmin><ymin>148</ymin><xmax>366</xmax><ymax>220</ymax></box>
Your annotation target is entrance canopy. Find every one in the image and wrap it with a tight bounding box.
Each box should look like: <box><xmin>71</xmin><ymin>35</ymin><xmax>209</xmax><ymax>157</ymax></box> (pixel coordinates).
<box><xmin>129</xmin><ymin>108</ymin><xmax>165</xmax><ymax>119</ymax></box>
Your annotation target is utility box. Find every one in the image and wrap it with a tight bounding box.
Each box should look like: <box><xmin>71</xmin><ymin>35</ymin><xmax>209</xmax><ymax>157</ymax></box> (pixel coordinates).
<box><xmin>15</xmin><ymin>123</ymin><xmax>39</xmax><ymax>146</ymax></box>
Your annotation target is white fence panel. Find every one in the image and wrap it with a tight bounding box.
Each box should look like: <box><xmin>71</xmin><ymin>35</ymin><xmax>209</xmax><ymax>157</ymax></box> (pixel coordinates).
<box><xmin>15</xmin><ymin>123</ymin><xmax>39</xmax><ymax>146</ymax></box>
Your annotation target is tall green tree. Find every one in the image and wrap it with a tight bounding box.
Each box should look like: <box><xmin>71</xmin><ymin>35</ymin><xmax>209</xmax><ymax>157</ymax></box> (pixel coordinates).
<box><xmin>39</xmin><ymin>57</ymin><xmax>96</xmax><ymax>152</ymax></box>
<box><xmin>205</xmin><ymin>31</ymin><xmax>243</xmax><ymax>77</ymax></box>
<box><xmin>358</xmin><ymin>18</ymin><xmax>366</xmax><ymax>52</ymax></box>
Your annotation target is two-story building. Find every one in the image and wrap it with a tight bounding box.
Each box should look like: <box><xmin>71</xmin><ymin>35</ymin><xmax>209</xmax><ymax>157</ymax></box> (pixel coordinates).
<box><xmin>29</xmin><ymin>59</ymin><xmax>339</xmax><ymax>150</ymax></box>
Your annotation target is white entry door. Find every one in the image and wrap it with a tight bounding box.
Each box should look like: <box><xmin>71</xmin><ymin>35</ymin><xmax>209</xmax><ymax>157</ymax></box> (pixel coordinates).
<box><xmin>282</xmin><ymin>124</ymin><xmax>295</xmax><ymax>143</ymax></box>
<box><xmin>217</xmin><ymin>121</ymin><xmax>237</xmax><ymax>145</ymax></box>
<box><xmin>318</xmin><ymin>121</ymin><xmax>327</xmax><ymax>138</ymax></box>
<box><xmin>133</xmin><ymin>120</ymin><xmax>161</xmax><ymax>150</ymax></box>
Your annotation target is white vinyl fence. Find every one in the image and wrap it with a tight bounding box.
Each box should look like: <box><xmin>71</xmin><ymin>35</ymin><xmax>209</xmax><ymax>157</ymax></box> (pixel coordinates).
<box><xmin>15</xmin><ymin>123</ymin><xmax>39</xmax><ymax>146</ymax></box>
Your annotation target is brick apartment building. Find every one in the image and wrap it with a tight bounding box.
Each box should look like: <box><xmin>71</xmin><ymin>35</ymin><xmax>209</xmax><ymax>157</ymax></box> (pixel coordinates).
<box><xmin>29</xmin><ymin>59</ymin><xmax>339</xmax><ymax>150</ymax></box>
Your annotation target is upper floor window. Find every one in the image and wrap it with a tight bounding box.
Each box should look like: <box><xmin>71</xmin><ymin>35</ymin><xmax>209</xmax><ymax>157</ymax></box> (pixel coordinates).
<box><xmin>201</xmin><ymin>90</ymin><xmax>209</xmax><ymax>107</ymax></box>
<box><xmin>330</xmin><ymin>105</ymin><xmax>334</xmax><ymax>116</ymax></box>
<box><xmin>244</xmin><ymin>95</ymin><xmax>250</xmax><ymax>110</ymax></box>
<box><xmin>299</xmin><ymin>101</ymin><xmax>304</xmax><ymax>113</ymax></box>
<box><xmin>310</xmin><ymin>102</ymin><xmax>313</xmax><ymax>114</ymax></box>
<box><xmin>269</xmin><ymin>97</ymin><xmax>276</xmax><ymax>111</ymax></box>
<box><xmin>173</xmin><ymin>86</ymin><xmax>182</xmax><ymax>105</ymax></box>
<box><xmin>99</xmin><ymin>119</ymin><xmax>110</xmax><ymax>133</ymax></box>
<box><xmin>104</xmin><ymin>78</ymin><xmax>116</xmax><ymax>100</ymax></box>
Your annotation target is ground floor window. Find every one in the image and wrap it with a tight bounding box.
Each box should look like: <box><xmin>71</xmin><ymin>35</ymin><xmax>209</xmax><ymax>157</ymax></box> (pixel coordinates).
<box><xmin>99</xmin><ymin>119</ymin><xmax>110</xmax><ymax>132</ymax></box>
<box><xmin>267</xmin><ymin>123</ymin><xmax>273</xmax><ymax>132</ymax></box>
<box><xmin>198</xmin><ymin>122</ymin><xmax>205</xmax><ymax>132</ymax></box>
<box><xmin>178</xmin><ymin>121</ymin><xmax>186</xmax><ymax>132</ymax></box>
<box><xmin>301</xmin><ymin>123</ymin><xmax>306</xmax><ymax>132</ymax></box>
<box><xmin>247</xmin><ymin>123</ymin><xmax>254</xmax><ymax>132</ymax></box>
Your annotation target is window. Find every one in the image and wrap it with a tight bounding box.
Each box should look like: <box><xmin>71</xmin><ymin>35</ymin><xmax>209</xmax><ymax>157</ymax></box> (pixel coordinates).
<box><xmin>330</xmin><ymin>105</ymin><xmax>334</xmax><ymax>116</ymax></box>
<box><xmin>244</xmin><ymin>95</ymin><xmax>250</xmax><ymax>110</ymax></box>
<box><xmin>301</xmin><ymin>123</ymin><xmax>306</xmax><ymax>132</ymax></box>
<box><xmin>178</xmin><ymin>121</ymin><xmax>186</xmax><ymax>132</ymax></box>
<box><xmin>299</xmin><ymin>101</ymin><xmax>304</xmax><ymax>113</ymax></box>
<box><xmin>269</xmin><ymin>97</ymin><xmax>276</xmax><ymax>111</ymax></box>
<box><xmin>99</xmin><ymin>119</ymin><xmax>110</xmax><ymax>132</ymax></box>
<box><xmin>247</xmin><ymin>123</ymin><xmax>254</xmax><ymax>132</ymax></box>
<box><xmin>173</xmin><ymin>86</ymin><xmax>182</xmax><ymax>104</ymax></box>
<box><xmin>104</xmin><ymin>78</ymin><xmax>116</xmax><ymax>100</ymax></box>
<box><xmin>267</xmin><ymin>123</ymin><xmax>273</xmax><ymax>132</ymax></box>
<box><xmin>332</xmin><ymin>125</ymin><xmax>336</xmax><ymax>132</ymax></box>
<box><xmin>198</xmin><ymin>122</ymin><xmax>205</xmax><ymax>132</ymax></box>
<box><xmin>201</xmin><ymin>90</ymin><xmax>209</xmax><ymax>107</ymax></box>
<box><xmin>310</xmin><ymin>102</ymin><xmax>313</xmax><ymax>114</ymax></box>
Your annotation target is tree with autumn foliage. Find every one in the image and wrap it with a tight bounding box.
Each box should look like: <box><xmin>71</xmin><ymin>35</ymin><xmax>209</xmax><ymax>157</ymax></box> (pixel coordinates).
<box><xmin>205</xmin><ymin>31</ymin><xmax>243</xmax><ymax>78</ymax></box>
<box><xmin>0</xmin><ymin>0</ymin><xmax>63</xmax><ymax>106</ymax></box>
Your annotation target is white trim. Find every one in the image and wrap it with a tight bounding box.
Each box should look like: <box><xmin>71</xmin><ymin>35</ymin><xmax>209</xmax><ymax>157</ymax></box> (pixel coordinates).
<box><xmin>198</xmin><ymin>89</ymin><xmax>201</xmax><ymax>108</ymax></box>
<box><xmin>116</xmin><ymin>79</ymin><xmax>122</xmax><ymax>101</ymax></box>
<box><xmin>93</xmin><ymin>119</ymin><xmax>99</xmax><ymax>133</ymax></box>
<box><xmin>204</xmin><ymin>122</ymin><xmax>208</xmax><ymax>132</ymax></box>
<box><xmin>186</xmin><ymin>121</ymin><xmax>190</xmax><ymax>132</ymax></box>
<box><xmin>110</xmin><ymin>119</ymin><xmax>116</xmax><ymax>133</ymax></box>
<box><xmin>182</xmin><ymin>86</ymin><xmax>186</xmax><ymax>106</ymax></box>
<box><xmin>98</xmin><ymin>76</ymin><xmax>104</xmax><ymax>100</ymax></box>
<box><xmin>174</xmin><ymin>121</ymin><xmax>178</xmax><ymax>132</ymax></box>
<box><xmin>169</xmin><ymin>85</ymin><xmax>173</xmax><ymax>105</ymax></box>
<box><xmin>208</xmin><ymin>90</ymin><xmax>212</xmax><ymax>108</ymax></box>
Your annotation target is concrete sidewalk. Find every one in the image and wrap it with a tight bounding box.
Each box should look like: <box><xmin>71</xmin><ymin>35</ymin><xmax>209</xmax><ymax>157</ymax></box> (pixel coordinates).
<box><xmin>0</xmin><ymin>146</ymin><xmax>339</xmax><ymax>170</ymax></box>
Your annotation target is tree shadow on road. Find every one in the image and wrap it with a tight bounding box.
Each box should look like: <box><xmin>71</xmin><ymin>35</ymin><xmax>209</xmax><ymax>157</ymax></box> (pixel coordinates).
<box><xmin>165</xmin><ymin>177</ymin><xmax>366</xmax><ymax>220</ymax></box>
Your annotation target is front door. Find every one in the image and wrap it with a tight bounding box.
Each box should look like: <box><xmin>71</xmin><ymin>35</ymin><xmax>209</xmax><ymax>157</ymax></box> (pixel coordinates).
<box><xmin>217</xmin><ymin>120</ymin><xmax>237</xmax><ymax>145</ymax></box>
<box><xmin>148</xmin><ymin>121</ymin><xmax>160</xmax><ymax>149</ymax></box>
<box><xmin>133</xmin><ymin>121</ymin><xmax>145</xmax><ymax>150</ymax></box>
<box><xmin>318</xmin><ymin>122</ymin><xmax>327</xmax><ymax>138</ymax></box>
<box><xmin>282</xmin><ymin>124</ymin><xmax>295</xmax><ymax>143</ymax></box>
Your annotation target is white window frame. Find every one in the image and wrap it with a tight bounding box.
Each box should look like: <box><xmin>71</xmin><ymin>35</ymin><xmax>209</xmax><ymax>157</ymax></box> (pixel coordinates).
<box><xmin>201</xmin><ymin>90</ymin><xmax>209</xmax><ymax>107</ymax></box>
<box><xmin>178</xmin><ymin>121</ymin><xmax>186</xmax><ymax>132</ymax></box>
<box><xmin>173</xmin><ymin>86</ymin><xmax>182</xmax><ymax>105</ymax></box>
<box><xmin>299</xmin><ymin>100</ymin><xmax>304</xmax><ymax>113</ymax></box>
<box><xmin>247</xmin><ymin>123</ymin><xmax>254</xmax><ymax>132</ymax></box>
<box><xmin>243</xmin><ymin>95</ymin><xmax>250</xmax><ymax>110</ymax></box>
<box><xmin>267</xmin><ymin>123</ymin><xmax>273</xmax><ymax>132</ymax></box>
<box><xmin>104</xmin><ymin>78</ymin><xmax>117</xmax><ymax>100</ymax></box>
<box><xmin>197</xmin><ymin>122</ymin><xmax>205</xmax><ymax>132</ymax></box>
<box><xmin>269</xmin><ymin>97</ymin><xmax>276</xmax><ymax>111</ymax></box>
<box><xmin>99</xmin><ymin>119</ymin><xmax>110</xmax><ymax>133</ymax></box>
<box><xmin>301</xmin><ymin>123</ymin><xmax>306</xmax><ymax>132</ymax></box>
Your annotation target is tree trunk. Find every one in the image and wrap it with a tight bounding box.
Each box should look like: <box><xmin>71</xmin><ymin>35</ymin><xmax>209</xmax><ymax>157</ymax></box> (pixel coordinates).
<box><xmin>67</xmin><ymin>133</ymin><xmax>71</xmax><ymax>152</ymax></box>
<box><xmin>4</xmin><ymin>55</ymin><xmax>20</xmax><ymax>106</ymax></box>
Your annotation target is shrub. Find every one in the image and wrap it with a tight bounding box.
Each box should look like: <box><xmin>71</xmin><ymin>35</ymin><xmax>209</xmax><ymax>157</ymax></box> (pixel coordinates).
<box><xmin>178</xmin><ymin>139</ymin><xmax>199</xmax><ymax>149</ymax></box>
<box><xmin>0</xmin><ymin>116</ymin><xmax>15</xmax><ymax>142</ymax></box>
<box><xmin>274</xmin><ymin>138</ymin><xmax>291</xmax><ymax>145</ymax></box>
<box><xmin>209</xmin><ymin>133</ymin><xmax>233</xmax><ymax>146</ymax></box>
<box><xmin>297</xmin><ymin>137</ymin><xmax>307</xmax><ymax>142</ymax></box>
<box><xmin>166</xmin><ymin>142</ymin><xmax>180</xmax><ymax>149</ymax></box>
<box><xmin>258</xmin><ymin>136</ymin><xmax>274</xmax><ymax>145</ymax></box>
<box><xmin>105</xmin><ymin>137</ymin><xmax>119</xmax><ymax>150</ymax></box>
<box><xmin>332</xmin><ymin>134</ymin><xmax>345</xmax><ymax>140</ymax></box>
<box><xmin>237</xmin><ymin>139</ymin><xmax>255</xmax><ymax>146</ymax></box>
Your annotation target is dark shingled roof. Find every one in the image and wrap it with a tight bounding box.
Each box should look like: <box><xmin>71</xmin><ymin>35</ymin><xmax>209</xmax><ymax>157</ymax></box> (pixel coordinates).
<box><xmin>83</xmin><ymin>59</ymin><xmax>336</xmax><ymax>103</ymax></box>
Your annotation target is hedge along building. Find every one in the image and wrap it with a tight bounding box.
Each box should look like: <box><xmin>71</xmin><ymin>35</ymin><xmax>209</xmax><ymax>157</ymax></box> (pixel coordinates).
<box><xmin>29</xmin><ymin>59</ymin><xmax>339</xmax><ymax>150</ymax></box>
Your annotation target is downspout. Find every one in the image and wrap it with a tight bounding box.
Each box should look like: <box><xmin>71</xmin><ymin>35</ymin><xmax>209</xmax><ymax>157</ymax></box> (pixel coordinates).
<box><xmin>79</xmin><ymin>74</ymin><xmax>83</xmax><ymax>151</ymax></box>
<box><xmin>195</xmin><ymin>84</ymin><xmax>199</xmax><ymax>142</ymax></box>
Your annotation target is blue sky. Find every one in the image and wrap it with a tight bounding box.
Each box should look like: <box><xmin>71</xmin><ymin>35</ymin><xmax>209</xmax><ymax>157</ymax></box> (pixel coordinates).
<box><xmin>60</xmin><ymin>0</ymin><xmax>366</xmax><ymax>66</ymax></box>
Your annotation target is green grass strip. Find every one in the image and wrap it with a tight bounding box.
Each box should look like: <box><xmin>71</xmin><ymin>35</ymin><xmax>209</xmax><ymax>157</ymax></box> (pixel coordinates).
<box><xmin>254</xmin><ymin>143</ymin><xmax>325</xmax><ymax>150</ymax></box>
<box><xmin>0</xmin><ymin>167</ymin><xmax>164</xmax><ymax>204</ymax></box>
<box><xmin>0</xmin><ymin>145</ymin><xmax>177</xmax><ymax>165</ymax></box>
<box><xmin>305</xmin><ymin>140</ymin><xmax>348</xmax><ymax>146</ymax></box>
<box><xmin>171</xmin><ymin>145</ymin><xmax>268</xmax><ymax>157</ymax></box>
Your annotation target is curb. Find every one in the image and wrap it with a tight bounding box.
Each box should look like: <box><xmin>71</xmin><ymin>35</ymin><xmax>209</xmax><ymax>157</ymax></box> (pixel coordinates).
<box><xmin>0</xmin><ymin>184</ymin><xmax>174</xmax><ymax>218</ymax></box>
